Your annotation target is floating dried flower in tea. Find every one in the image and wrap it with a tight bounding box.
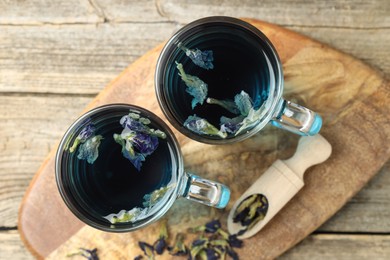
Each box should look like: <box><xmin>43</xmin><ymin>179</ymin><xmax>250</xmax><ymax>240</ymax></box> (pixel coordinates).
<box><xmin>77</xmin><ymin>135</ymin><xmax>103</xmax><ymax>164</ymax></box>
<box><xmin>68</xmin><ymin>121</ymin><xmax>103</xmax><ymax>164</ymax></box>
<box><xmin>114</xmin><ymin>111</ymin><xmax>166</xmax><ymax>171</ymax></box>
<box><xmin>206</xmin><ymin>97</ymin><xmax>240</xmax><ymax>115</ymax></box>
<box><xmin>143</xmin><ymin>185</ymin><xmax>173</xmax><ymax>208</ymax></box>
<box><xmin>176</xmin><ymin>62</ymin><xmax>208</xmax><ymax>109</ymax></box>
<box><xmin>103</xmin><ymin>207</ymin><xmax>148</xmax><ymax>224</ymax></box>
<box><xmin>234</xmin><ymin>91</ymin><xmax>253</xmax><ymax>116</ymax></box>
<box><xmin>184</xmin><ymin>115</ymin><xmax>227</xmax><ymax>138</ymax></box>
<box><xmin>178</xmin><ymin>43</ymin><xmax>214</xmax><ymax>70</ymax></box>
<box><xmin>233</xmin><ymin>194</ymin><xmax>269</xmax><ymax>235</ymax></box>
<box><xmin>104</xmin><ymin>185</ymin><xmax>173</xmax><ymax>224</ymax></box>
<box><xmin>69</xmin><ymin>121</ymin><xmax>96</xmax><ymax>153</ymax></box>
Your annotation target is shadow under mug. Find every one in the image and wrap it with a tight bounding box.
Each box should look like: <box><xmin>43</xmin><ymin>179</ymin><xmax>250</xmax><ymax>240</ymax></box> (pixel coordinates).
<box><xmin>55</xmin><ymin>104</ymin><xmax>230</xmax><ymax>232</ymax></box>
<box><xmin>155</xmin><ymin>16</ymin><xmax>322</xmax><ymax>145</ymax></box>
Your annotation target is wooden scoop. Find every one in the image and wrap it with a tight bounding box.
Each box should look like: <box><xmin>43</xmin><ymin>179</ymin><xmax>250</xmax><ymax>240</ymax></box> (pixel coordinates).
<box><xmin>227</xmin><ymin>134</ymin><xmax>332</xmax><ymax>239</ymax></box>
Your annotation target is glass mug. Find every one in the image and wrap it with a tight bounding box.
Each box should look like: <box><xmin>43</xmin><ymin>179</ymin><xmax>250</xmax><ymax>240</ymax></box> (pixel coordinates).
<box><xmin>155</xmin><ymin>16</ymin><xmax>322</xmax><ymax>144</ymax></box>
<box><xmin>55</xmin><ymin>104</ymin><xmax>230</xmax><ymax>232</ymax></box>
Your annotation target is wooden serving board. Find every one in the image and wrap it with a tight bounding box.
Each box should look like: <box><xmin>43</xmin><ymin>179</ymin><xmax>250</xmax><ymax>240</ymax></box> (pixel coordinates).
<box><xmin>19</xmin><ymin>19</ymin><xmax>390</xmax><ymax>259</ymax></box>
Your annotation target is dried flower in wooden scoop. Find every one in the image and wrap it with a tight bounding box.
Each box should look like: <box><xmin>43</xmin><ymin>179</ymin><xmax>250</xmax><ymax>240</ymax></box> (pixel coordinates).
<box><xmin>233</xmin><ymin>194</ymin><xmax>269</xmax><ymax>235</ymax></box>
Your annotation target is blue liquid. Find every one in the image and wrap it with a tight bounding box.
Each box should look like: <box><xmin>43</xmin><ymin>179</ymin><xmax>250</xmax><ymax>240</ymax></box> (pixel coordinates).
<box><xmin>163</xmin><ymin>23</ymin><xmax>272</xmax><ymax>139</ymax></box>
<box><xmin>60</xmin><ymin>108</ymin><xmax>176</xmax><ymax>223</ymax></box>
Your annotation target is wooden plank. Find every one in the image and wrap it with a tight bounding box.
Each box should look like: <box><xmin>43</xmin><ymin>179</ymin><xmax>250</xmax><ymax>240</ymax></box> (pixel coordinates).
<box><xmin>0</xmin><ymin>230</ymin><xmax>34</xmax><ymax>260</ymax></box>
<box><xmin>280</xmin><ymin>234</ymin><xmax>390</xmax><ymax>259</ymax></box>
<box><xmin>0</xmin><ymin>23</ymin><xmax>178</xmax><ymax>94</ymax></box>
<box><xmin>0</xmin><ymin>25</ymin><xmax>388</xmax><ymax>96</ymax></box>
<box><xmin>92</xmin><ymin>0</ymin><xmax>169</xmax><ymax>22</ymax></box>
<box><xmin>158</xmin><ymin>0</ymin><xmax>390</xmax><ymax>28</ymax></box>
<box><xmin>0</xmin><ymin>95</ymin><xmax>92</xmax><ymax>227</ymax></box>
<box><xmin>0</xmin><ymin>0</ymin><xmax>101</xmax><ymax>25</ymax></box>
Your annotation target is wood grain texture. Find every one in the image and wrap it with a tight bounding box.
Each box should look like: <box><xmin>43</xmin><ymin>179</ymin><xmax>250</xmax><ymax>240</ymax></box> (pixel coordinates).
<box><xmin>0</xmin><ymin>95</ymin><xmax>91</xmax><ymax>227</ymax></box>
<box><xmin>0</xmin><ymin>23</ymin><xmax>178</xmax><ymax>94</ymax></box>
<box><xmin>18</xmin><ymin>19</ymin><xmax>390</xmax><ymax>259</ymax></box>
<box><xmin>91</xmin><ymin>0</ymin><xmax>170</xmax><ymax>22</ymax></box>
<box><xmin>0</xmin><ymin>0</ymin><xmax>101</xmax><ymax>25</ymax></box>
<box><xmin>0</xmin><ymin>230</ymin><xmax>34</xmax><ymax>260</ymax></box>
<box><xmin>0</xmin><ymin>0</ymin><xmax>388</xmax><ymax>258</ymax></box>
<box><xmin>157</xmin><ymin>0</ymin><xmax>390</xmax><ymax>27</ymax></box>
<box><xmin>279</xmin><ymin>234</ymin><xmax>390</xmax><ymax>259</ymax></box>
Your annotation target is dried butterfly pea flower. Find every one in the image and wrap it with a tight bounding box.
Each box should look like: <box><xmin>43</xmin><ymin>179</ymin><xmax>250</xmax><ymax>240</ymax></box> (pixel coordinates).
<box><xmin>134</xmin><ymin>255</ymin><xmax>143</xmax><ymax>260</ymax></box>
<box><xmin>206</xmin><ymin>91</ymin><xmax>255</xmax><ymax>136</ymax></box>
<box><xmin>206</xmin><ymin>91</ymin><xmax>253</xmax><ymax>117</ymax></box>
<box><xmin>176</xmin><ymin>62</ymin><xmax>208</xmax><ymax>109</ymax></box>
<box><xmin>219</xmin><ymin>115</ymin><xmax>245</xmax><ymax>135</ymax></box>
<box><xmin>235</xmin><ymin>106</ymin><xmax>267</xmax><ymax>136</ymax></box>
<box><xmin>143</xmin><ymin>185</ymin><xmax>173</xmax><ymax>208</ymax></box>
<box><xmin>139</xmin><ymin>117</ymin><xmax>151</xmax><ymax>125</ymax></box>
<box><xmin>190</xmin><ymin>219</ymin><xmax>221</xmax><ymax>234</ymax></box>
<box><xmin>138</xmin><ymin>242</ymin><xmax>155</xmax><ymax>260</ymax></box>
<box><xmin>228</xmin><ymin>235</ymin><xmax>243</xmax><ymax>248</ymax></box>
<box><xmin>233</xmin><ymin>194</ymin><xmax>269</xmax><ymax>235</ymax></box>
<box><xmin>114</xmin><ymin>112</ymin><xmax>166</xmax><ymax>171</ymax></box>
<box><xmin>103</xmin><ymin>207</ymin><xmax>147</xmax><ymax>224</ymax></box>
<box><xmin>77</xmin><ymin>135</ymin><xmax>103</xmax><ymax>164</ymax></box>
<box><xmin>67</xmin><ymin>248</ymin><xmax>99</xmax><ymax>260</ymax></box>
<box><xmin>184</xmin><ymin>115</ymin><xmax>227</xmax><ymax>138</ymax></box>
<box><xmin>234</xmin><ymin>91</ymin><xmax>253</xmax><ymax>116</ymax></box>
<box><xmin>206</xmin><ymin>97</ymin><xmax>240</xmax><ymax>114</ymax></box>
<box><xmin>213</xmin><ymin>246</ymin><xmax>227</xmax><ymax>260</ymax></box>
<box><xmin>168</xmin><ymin>233</ymin><xmax>188</xmax><ymax>256</ymax></box>
<box><xmin>179</xmin><ymin>43</ymin><xmax>214</xmax><ymax>70</ymax></box>
<box><xmin>131</xmin><ymin>133</ymin><xmax>159</xmax><ymax>156</ymax></box>
<box><xmin>153</xmin><ymin>221</ymin><xmax>168</xmax><ymax>255</ymax></box>
<box><xmin>202</xmin><ymin>248</ymin><xmax>219</xmax><ymax>260</ymax></box>
<box><xmin>227</xmin><ymin>248</ymin><xmax>239</xmax><ymax>260</ymax></box>
<box><xmin>189</xmin><ymin>243</ymin><xmax>207</xmax><ymax>260</ymax></box>
<box><xmin>69</xmin><ymin>122</ymin><xmax>96</xmax><ymax>153</ymax></box>
<box><xmin>205</xmin><ymin>219</ymin><xmax>222</xmax><ymax>233</ymax></box>
<box><xmin>120</xmin><ymin>115</ymin><xmax>148</xmax><ymax>133</ymax></box>
<box><xmin>192</xmin><ymin>237</ymin><xmax>208</xmax><ymax>247</ymax></box>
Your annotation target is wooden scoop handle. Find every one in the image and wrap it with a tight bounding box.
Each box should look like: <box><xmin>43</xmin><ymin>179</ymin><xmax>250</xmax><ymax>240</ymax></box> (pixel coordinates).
<box><xmin>284</xmin><ymin>134</ymin><xmax>332</xmax><ymax>179</ymax></box>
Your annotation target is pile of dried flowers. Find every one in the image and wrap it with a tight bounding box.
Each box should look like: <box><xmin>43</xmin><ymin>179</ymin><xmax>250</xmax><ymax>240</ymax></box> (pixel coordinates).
<box><xmin>135</xmin><ymin>219</ymin><xmax>243</xmax><ymax>260</ymax></box>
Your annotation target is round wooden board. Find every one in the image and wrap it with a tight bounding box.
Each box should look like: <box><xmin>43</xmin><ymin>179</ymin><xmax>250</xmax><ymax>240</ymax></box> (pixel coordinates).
<box><xmin>18</xmin><ymin>19</ymin><xmax>390</xmax><ymax>259</ymax></box>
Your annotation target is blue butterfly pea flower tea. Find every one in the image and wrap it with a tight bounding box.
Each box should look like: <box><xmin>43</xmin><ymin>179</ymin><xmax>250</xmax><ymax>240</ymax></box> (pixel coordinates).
<box><xmin>155</xmin><ymin>16</ymin><xmax>322</xmax><ymax>144</ymax></box>
<box><xmin>56</xmin><ymin>104</ymin><xmax>230</xmax><ymax>232</ymax></box>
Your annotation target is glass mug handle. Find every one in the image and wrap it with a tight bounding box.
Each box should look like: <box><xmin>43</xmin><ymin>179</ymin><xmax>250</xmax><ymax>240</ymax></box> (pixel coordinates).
<box><xmin>180</xmin><ymin>172</ymin><xmax>230</xmax><ymax>209</ymax></box>
<box><xmin>271</xmin><ymin>99</ymin><xmax>323</xmax><ymax>136</ymax></box>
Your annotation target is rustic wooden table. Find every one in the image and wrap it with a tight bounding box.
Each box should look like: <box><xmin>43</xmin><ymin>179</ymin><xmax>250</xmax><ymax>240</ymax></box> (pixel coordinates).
<box><xmin>1</xmin><ymin>1</ymin><xmax>389</xmax><ymax>259</ymax></box>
